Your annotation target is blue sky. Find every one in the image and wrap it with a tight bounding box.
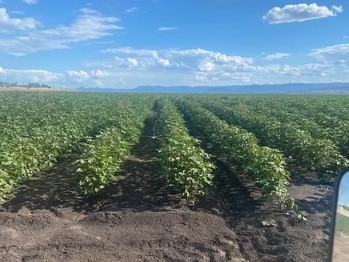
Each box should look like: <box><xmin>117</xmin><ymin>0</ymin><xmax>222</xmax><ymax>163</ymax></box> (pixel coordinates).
<box><xmin>338</xmin><ymin>170</ymin><xmax>349</xmax><ymax>206</ymax></box>
<box><xmin>0</xmin><ymin>0</ymin><xmax>348</xmax><ymax>88</ymax></box>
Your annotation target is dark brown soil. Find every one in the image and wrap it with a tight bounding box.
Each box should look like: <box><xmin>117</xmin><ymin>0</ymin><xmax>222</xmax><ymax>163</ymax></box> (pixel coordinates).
<box><xmin>0</xmin><ymin>116</ymin><xmax>333</xmax><ymax>262</ymax></box>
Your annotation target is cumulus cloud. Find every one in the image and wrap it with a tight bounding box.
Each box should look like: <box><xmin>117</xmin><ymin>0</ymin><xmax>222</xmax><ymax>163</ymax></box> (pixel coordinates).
<box><xmin>240</xmin><ymin>63</ymin><xmax>333</xmax><ymax>84</ymax></box>
<box><xmin>0</xmin><ymin>8</ymin><xmax>38</xmax><ymax>31</ymax></box>
<box><xmin>79</xmin><ymin>45</ymin><xmax>349</xmax><ymax>87</ymax></box>
<box><xmin>263</xmin><ymin>4</ymin><xmax>343</xmax><ymax>24</ymax></box>
<box><xmin>102</xmin><ymin>47</ymin><xmax>253</xmax><ymax>71</ymax></box>
<box><xmin>67</xmin><ymin>70</ymin><xmax>90</xmax><ymax>80</ymax></box>
<box><xmin>66</xmin><ymin>69</ymin><xmax>113</xmax><ymax>84</ymax></box>
<box><xmin>158</xmin><ymin>27</ymin><xmax>178</xmax><ymax>31</ymax></box>
<box><xmin>0</xmin><ymin>8</ymin><xmax>122</xmax><ymax>55</ymax></box>
<box><xmin>95</xmin><ymin>47</ymin><xmax>256</xmax><ymax>86</ymax></box>
<box><xmin>199</xmin><ymin>61</ymin><xmax>215</xmax><ymax>71</ymax></box>
<box><xmin>91</xmin><ymin>69</ymin><xmax>109</xmax><ymax>78</ymax></box>
<box><xmin>264</xmin><ymin>53</ymin><xmax>291</xmax><ymax>60</ymax></box>
<box><xmin>2</xmin><ymin>45</ymin><xmax>349</xmax><ymax>88</ymax></box>
<box><xmin>0</xmin><ymin>67</ymin><xmax>62</xmax><ymax>84</ymax></box>
<box><xmin>127</xmin><ymin>58</ymin><xmax>138</xmax><ymax>67</ymax></box>
<box><xmin>21</xmin><ymin>0</ymin><xmax>38</xmax><ymax>4</ymax></box>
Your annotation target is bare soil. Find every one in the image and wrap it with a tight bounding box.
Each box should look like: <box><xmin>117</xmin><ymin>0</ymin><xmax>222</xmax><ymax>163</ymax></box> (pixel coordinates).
<box><xmin>332</xmin><ymin>234</ymin><xmax>349</xmax><ymax>262</ymax></box>
<box><xmin>0</xmin><ymin>117</ymin><xmax>333</xmax><ymax>262</ymax></box>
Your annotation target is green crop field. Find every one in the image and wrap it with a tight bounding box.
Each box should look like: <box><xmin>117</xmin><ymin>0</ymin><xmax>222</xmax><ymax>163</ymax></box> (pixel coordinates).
<box><xmin>335</xmin><ymin>213</ymin><xmax>349</xmax><ymax>235</ymax></box>
<box><xmin>1</xmin><ymin>91</ymin><xmax>348</xmax><ymax>208</ymax></box>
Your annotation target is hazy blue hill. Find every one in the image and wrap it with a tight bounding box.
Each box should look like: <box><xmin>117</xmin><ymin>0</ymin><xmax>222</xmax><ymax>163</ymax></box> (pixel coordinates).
<box><xmin>77</xmin><ymin>82</ymin><xmax>349</xmax><ymax>94</ymax></box>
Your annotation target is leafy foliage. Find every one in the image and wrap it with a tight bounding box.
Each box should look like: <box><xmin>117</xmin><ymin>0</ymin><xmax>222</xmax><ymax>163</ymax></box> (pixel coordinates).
<box><xmin>74</xmin><ymin>100</ymin><xmax>152</xmax><ymax>195</ymax></box>
<box><xmin>176</xmin><ymin>99</ymin><xmax>291</xmax><ymax>206</ymax></box>
<box><xmin>155</xmin><ymin>99</ymin><xmax>214</xmax><ymax>200</ymax></box>
<box><xmin>0</xmin><ymin>92</ymin><xmax>153</xmax><ymax>201</ymax></box>
<box><xmin>1</xmin><ymin>92</ymin><xmax>348</xmax><ymax>210</ymax></box>
<box><xmin>197</xmin><ymin>97</ymin><xmax>349</xmax><ymax>182</ymax></box>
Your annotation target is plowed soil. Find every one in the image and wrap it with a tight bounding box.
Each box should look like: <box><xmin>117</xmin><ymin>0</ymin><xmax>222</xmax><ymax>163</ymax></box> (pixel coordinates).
<box><xmin>0</xmin><ymin>117</ymin><xmax>333</xmax><ymax>262</ymax></box>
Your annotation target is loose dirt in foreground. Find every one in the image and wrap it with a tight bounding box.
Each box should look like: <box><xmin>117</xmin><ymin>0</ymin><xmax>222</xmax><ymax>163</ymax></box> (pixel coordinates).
<box><xmin>0</xmin><ymin>117</ymin><xmax>334</xmax><ymax>262</ymax></box>
<box><xmin>332</xmin><ymin>234</ymin><xmax>349</xmax><ymax>262</ymax></box>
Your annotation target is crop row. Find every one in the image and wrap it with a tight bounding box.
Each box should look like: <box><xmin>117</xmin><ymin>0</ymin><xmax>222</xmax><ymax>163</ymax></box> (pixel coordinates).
<box><xmin>154</xmin><ymin>99</ymin><xmax>214</xmax><ymax>201</ymax></box>
<box><xmin>1</xmin><ymin>92</ymin><xmax>348</xmax><ymax>209</ymax></box>
<box><xmin>75</xmin><ymin>101</ymin><xmax>151</xmax><ymax>195</ymax></box>
<box><xmin>215</xmin><ymin>96</ymin><xmax>349</xmax><ymax>158</ymax></box>
<box><xmin>0</xmin><ymin>92</ymin><xmax>154</xmax><ymax>201</ymax></box>
<box><xmin>175</xmin><ymin>99</ymin><xmax>291</xmax><ymax>206</ymax></box>
<box><xmin>197</xmin><ymin>99</ymin><xmax>349</xmax><ymax>181</ymax></box>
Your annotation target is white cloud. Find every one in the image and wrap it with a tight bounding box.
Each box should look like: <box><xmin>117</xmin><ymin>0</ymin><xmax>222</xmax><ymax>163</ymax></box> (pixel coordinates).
<box><xmin>169</xmin><ymin>48</ymin><xmax>253</xmax><ymax>65</ymax></box>
<box><xmin>332</xmin><ymin>6</ymin><xmax>343</xmax><ymax>13</ymax></box>
<box><xmin>0</xmin><ymin>67</ymin><xmax>63</xmax><ymax>84</ymax></box>
<box><xmin>126</xmin><ymin>7</ymin><xmax>138</xmax><ymax>13</ymax></box>
<box><xmin>21</xmin><ymin>0</ymin><xmax>38</xmax><ymax>4</ymax></box>
<box><xmin>90</xmin><ymin>47</ymin><xmax>256</xmax><ymax>86</ymax></box>
<box><xmin>264</xmin><ymin>53</ymin><xmax>291</xmax><ymax>60</ymax></box>
<box><xmin>104</xmin><ymin>47</ymin><xmax>158</xmax><ymax>57</ymax></box>
<box><xmin>158</xmin><ymin>57</ymin><xmax>170</xmax><ymax>67</ymax></box>
<box><xmin>263</xmin><ymin>4</ymin><xmax>343</xmax><ymax>24</ymax></box>
<box><xmin>0</xmin><ymin>8</ymin><xmax>122</xmax><ymax>55</ymax></box>
<box><xmin>199</xmin><ymin>61</ymin><xmax>215</xmax><ymax>71</ymax></box>
<box><xmin>311</xmin><ymin>44</ymin><xmax>349</xmax><ymax>64</ymax></box>
<box><xmin>0</xmin><ymin>8</ymin><xmax>38</xmax><ymax>31</ymax></box>
<box><xmin>102</xmin><ymin>47</ymin><xmax>253</xmax><ymax>70</ymax></box>
<box><xmin>127</xmin><ymin>58</ymin><xmax>138</xmax><ymax>67</ymax></box>
<box><xmin>2</xmin><ymin>45</ymin><xmax>349</xmax><ymax>88</ymax></box>
<box><xmin>158</xmin><ymin>27</ymin><xmax>178</xmax><ymax>31</ymax></box>
<box><xmin>67</xmin><ymin>70</ymin><xmax>89</xmax><ymax>77</ymax></box>
<box><xmin>91</xmin><ymin>69</ymin><xmax>109</xmax><ymax>78</ymax></box>
<box><xmin>99</xmin><ymin>47</ymin><xmax>349</xmax><ymax>86</ymax></box>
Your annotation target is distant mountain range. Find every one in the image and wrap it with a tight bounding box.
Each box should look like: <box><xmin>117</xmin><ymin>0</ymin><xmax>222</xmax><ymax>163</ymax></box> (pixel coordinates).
<box><xmin>77</xmin><ymin>82</ymin><xmax>349</xmax><ymax>94</ymax></box>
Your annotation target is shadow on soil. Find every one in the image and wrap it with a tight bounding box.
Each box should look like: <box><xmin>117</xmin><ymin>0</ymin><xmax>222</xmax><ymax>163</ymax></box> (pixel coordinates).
<box><xmin>1</xmin><ymin>113</ymin><xmax>172</xmax><ymax>214</ymax></box>
<box><xmin>92</xmin><ymin>114</ymin><xmax>182</xmax><ymax>212</ymax></box>
<box><xmin>0</xmin><ymin>114</ymin><xmax>182</xmax><ymax>214</ymax></box>
<box><xmin>0</xmin><ymin>154</ymin><xmax>92</xmax><ymax>213</ymax></box>
<box><xmin>0</xmin><ymin>108</ymin><xmax>333</xmax><ymax>262</ymax></box>
<box><xmin>0</xmin><ymin>111</ymin><xmax>259</xmax><ymax>217</ymax></box>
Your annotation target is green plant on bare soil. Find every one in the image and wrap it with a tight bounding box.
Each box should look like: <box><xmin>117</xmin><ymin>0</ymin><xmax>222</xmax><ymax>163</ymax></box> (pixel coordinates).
<box><xmin>175</xmin><ymin>99</ymin><xmax>291</xmax><ymax>208</ymax></box>
<box><xmin>197</xmin><ymin>96</ymin><xmax>349</xmax><ymax>182</ymax></box>
<box><xmin>74</xmin><ymin>101</ymin><xmax>152</xmax><ymax>195</ymax></box>
<box><xmin>0</xmin><ymin>92</ymin><xmax>154</xmax><ymax>200</ymax></box>
<box><xmin>155</xmin><ymin>99</ymin><xmax>215</xmax><ymax>201</ymax></box>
